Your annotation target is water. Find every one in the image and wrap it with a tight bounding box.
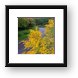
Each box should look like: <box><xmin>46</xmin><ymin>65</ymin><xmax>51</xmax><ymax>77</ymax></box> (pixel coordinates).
<box><xmin>18</xmin><ymin>42</ymin><xmax>25</xmax><ymax>54</ymax></box>
<box><xmin>39</xmin><ymin>27</ymin><xmax>45</xmax><ymax>37</ymax></box>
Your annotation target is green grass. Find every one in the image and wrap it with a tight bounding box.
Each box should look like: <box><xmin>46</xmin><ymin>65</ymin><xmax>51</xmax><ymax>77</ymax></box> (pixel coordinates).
<box><xmin>18</xmin><ymin>26</ymin><xmax>38</xmax><ymax>41</ymax></box>
<box><xmin>18</xmin><ymin>30</ymin><xmax>30</xmax><ymax>41</ymax></box>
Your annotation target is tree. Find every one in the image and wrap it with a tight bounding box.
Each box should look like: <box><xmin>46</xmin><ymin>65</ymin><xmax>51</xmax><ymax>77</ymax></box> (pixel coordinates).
<box><xmin>27</xmin><ymin>18</ymin><xmax>36</xmax><ymax>28</ymax></box>
<box><xmin>18</xmin><ymin>17</ymin><xmax>28</xmax><ymax>30</ymax></box>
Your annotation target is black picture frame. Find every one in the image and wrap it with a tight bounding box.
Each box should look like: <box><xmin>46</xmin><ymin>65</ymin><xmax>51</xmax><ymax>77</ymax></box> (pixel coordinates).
<box><xmin>5</xmin><ymin>5</ymin><xmax>67</xmax><ymax>67</ymax></box>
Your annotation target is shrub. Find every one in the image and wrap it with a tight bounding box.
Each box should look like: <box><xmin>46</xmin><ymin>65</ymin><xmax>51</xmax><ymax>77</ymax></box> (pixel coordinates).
<box><xmin>23</xmin><ymin>19</ymin><xmax>55</xmax><ymax>54</ymax></box>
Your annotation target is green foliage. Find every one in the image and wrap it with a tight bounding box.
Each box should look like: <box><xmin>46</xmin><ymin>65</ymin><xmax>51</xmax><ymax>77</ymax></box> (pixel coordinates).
<box><xmin>18</xmin><ymin>17</ymin><xmax>54</xmax><ymax>30</ymax></box>
<box><xmin>18</xmin><ymin>18</ymin><xmax>36</xmax><ymax>30</ymax></box>
<box><xmin>35</xmin><ymin>18</ymin><xmax>49</xmax><ymax>26</ymax></box>
<box><xmin>18</xmin><ymin>30</ymin><xmax>30</xmax><ymax>40</ymax></box>
<box><xmin>18</xmin><ymin>17</ymin><xmax>28</xmax><ymax>30</ymax></box>
<box><xmin>27</xmin><ymin>18</ymin><xmax>36</xmax><ymax>28</ymax></box>
<box><xmin>18</xmin><ymin>17</ymin><xmax>55</xmax><ymax>41</ymax></box>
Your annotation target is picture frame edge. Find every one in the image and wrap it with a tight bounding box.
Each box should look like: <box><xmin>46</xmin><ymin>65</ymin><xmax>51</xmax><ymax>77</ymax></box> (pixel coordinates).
<box><xmin>5</xmin><ymin>5</ymin><xmax>67</xmax><ymax>67</ymax></box>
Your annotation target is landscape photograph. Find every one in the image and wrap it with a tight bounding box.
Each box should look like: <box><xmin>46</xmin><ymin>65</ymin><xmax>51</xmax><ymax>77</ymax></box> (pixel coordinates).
<box><xmin>18</xmin><ymin>17</ymin><xmax>55</xmax><ymax>54</ymax></box>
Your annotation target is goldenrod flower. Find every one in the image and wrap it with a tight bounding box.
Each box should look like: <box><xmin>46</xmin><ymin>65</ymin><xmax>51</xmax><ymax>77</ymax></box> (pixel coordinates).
<box><xmin>23</xmin><ymin>19</ymin><xmax>55</xmax><ymax>54</ymax></box>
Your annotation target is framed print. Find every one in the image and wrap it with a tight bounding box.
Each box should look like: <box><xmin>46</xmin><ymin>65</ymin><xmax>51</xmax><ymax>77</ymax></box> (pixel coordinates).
<box><xmin>5</xmin><ymin>5</ymin><xmax>67</xmax><ymax>67</ymax></box>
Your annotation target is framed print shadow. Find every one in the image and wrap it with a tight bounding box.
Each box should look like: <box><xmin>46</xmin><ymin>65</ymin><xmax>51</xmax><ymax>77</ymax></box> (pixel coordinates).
<box><xmin>5</xmin><ymin>5</ymin><xmax>67</xmax><ymax>67</ymax></box>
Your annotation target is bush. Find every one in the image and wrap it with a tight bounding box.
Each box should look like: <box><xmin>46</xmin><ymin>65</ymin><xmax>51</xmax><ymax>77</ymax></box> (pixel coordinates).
<box><xmin>23</xmin><ymin>19</ymin><xmax>55</xmax><ymax>54</ymax></box>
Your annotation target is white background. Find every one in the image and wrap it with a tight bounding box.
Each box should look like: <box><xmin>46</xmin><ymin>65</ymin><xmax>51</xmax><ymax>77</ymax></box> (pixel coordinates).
<box><xmin>9</xmin><ymin>9</ymin><xmax>63</xmax><ymax>63</ymax></box>
<box><xmin>0</xmin><ymin>0</ymin><xmax>78</xmax><ymax>78</ymax></box>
